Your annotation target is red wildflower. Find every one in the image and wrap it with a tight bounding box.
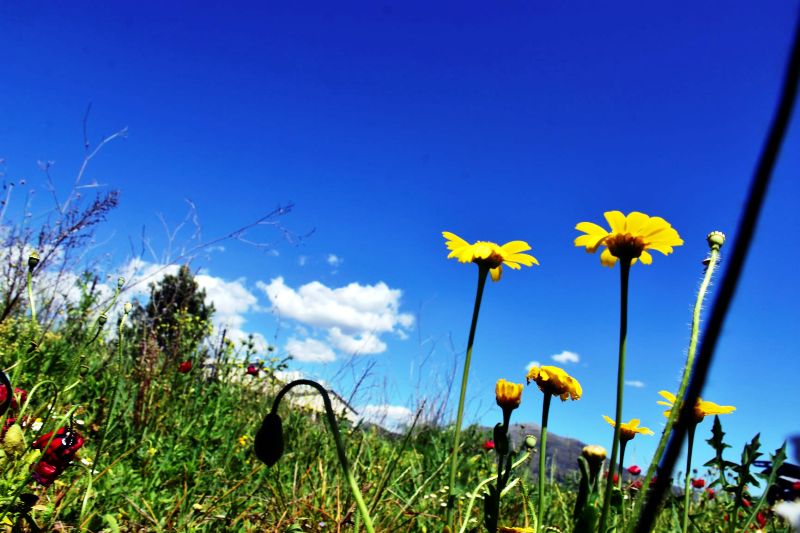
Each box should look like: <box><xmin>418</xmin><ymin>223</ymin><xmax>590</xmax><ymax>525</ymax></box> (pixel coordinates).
<box><xmin>627</xmin><ymin>465</ymin><xmax>641</xmax><ymax>476</ymax></box>
<box><xmin>246</xmin><ymin>364</ymin><xmax>259</xmax><ymax>376</ymax></box>
<box><xmin>30</xmin><ymin>427</ymin><xmax>85</xmax><ymax>487</ymax></box>
<box><xmin>629</xmin><ymin>479</ymin><xmax>643</xmax><ymax>491</ymax></box>
<box><xmin>742</xmin><ymin>498</ymin><xmax>752</xmax><ymax>508</ymax></box>
<box><xmin>793</xmin><ymin>481</ymin><xmax>800</xmax><ymax>491</ymax></box>
<box><xmin>482</xmin><ymin>440</ymin><xmax>495</xmax><ymax>451</ymax></box>
<box><xmin>0</xmin><ymin>387</ymin><xmax>28</xmax><ymax>411</ymax></box>
<box><xmin>605</xmin><ymin>471</ymin><xmax>619</xmax><ymax>484</ymax></box>
<box><xmin>691</xmin><ymin>478</ymin><xmax>705</xmax><ymax>489</ymax></box>
<box><xmin>650</xmin><ymin>475</ymin><xmax>658</xmax><ymax>486</ymax></box>
<box><xmin>706</xmin><ymin>488</ymin><xmax>715</xmax><ymax>500</ymax></box>
<box><xmin>756</xmin><ymin>511</ymin><xmax>767</xmax><ymax>528</ymax></box>
<box><xmin>178</xmin><ymin>360</ymin><xmax>193</xmax><ymax>373</ymax></box>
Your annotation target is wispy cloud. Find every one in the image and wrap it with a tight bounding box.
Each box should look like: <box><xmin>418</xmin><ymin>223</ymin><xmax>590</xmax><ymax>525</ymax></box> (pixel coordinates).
<box><xmin>551</xmin><ymin>350</ymin><xmax>580</xmax><ymax>364</ymax></box>
<box><xmin>625</xmin><ymin>380</ymin><xmax>646</xmax><ymax>388</ymax></box>
<box><xmin>327</xmin><ymin>254</ymin><xmax>343</xmax><ymax>267</ymax></box>
<box><xmin>526</xmin><ymin>360</ymin><xmax>542</xmax><ymax>371</ymax></box>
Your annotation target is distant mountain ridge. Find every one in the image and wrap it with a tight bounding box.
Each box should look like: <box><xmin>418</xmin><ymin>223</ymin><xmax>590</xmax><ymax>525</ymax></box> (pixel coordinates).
<box><xmin>503</xmin><ymin>422</ymin><xmax>587</xmax><ymax>482</ymax></box>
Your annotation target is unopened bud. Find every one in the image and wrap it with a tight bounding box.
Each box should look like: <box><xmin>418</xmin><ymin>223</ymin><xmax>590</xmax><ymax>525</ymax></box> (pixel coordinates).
<box><xmin>524</xmin><ymin>435</ymin><xmax>537</xmax><ymax>450</ymax></box>
<box><xmin>4</xmin><ymin>423</ymin><xmax>25</xmax><ymax>457</ymax></box>
<box><xmin>581</xmin><ymin>444</ymin><xmax>607</xmax><ymax>467</ymax></box>
<box><xmin>706</xmin><ymin>231</ymin><xmax>725</xmax><ymax>251</ymax></box>
<box><xmin>124</xmin><ymin>302</ymin><xmax>132</xmax><ymax>314</ymax></box>
<box><xmin>117</xmin><ymin>277</ymin><xmax>125</xmax><ymax>289</ymax></box>
<box><xmin>98</xmin><ymin>313</ymin><xmax>108</xmax><ymax>326</ymax></box>
<box><xmin>28</xmin><ymin>251</ymin><xmax>40</xmax><ymax>271</ymax></box>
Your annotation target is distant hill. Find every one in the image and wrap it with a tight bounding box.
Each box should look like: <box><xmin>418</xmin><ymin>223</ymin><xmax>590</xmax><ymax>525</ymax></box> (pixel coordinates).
<box><xmin>505</xmin><ymin>422</ymin><xmax>587</xmax><ymax>482</ymax></box>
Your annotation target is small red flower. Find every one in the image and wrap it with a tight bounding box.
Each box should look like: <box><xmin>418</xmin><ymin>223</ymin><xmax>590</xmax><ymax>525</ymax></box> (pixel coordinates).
<box><xmin>629</xmin><ymin>479</ymin><xmax>643</xmax><ymax>491</ymax></box>
<box><xmin>246</xmin><ymin>364</ymin><xmax>259</xmax><ymax>376</ymax></box>
<box><xmin>756</xmin><ymin>511</ymin><xmax>767</xmax><ymax>528</ymax></box>
<box><xmin>706</xmin><ymin>488</ymin><xmax>716</xmax><ymax>500</ymax></box>
<box><xmin>793</xmin><ymin>481</ymin><xmax>800</xmax><ymax>491</ymax></box>
<box><xmin>178</xmin><ymin>360</ymin><xmax>192</xmax><ymax>373</ymax></box>
<box><xmin>691</xmin><ymin>478</ymin><xmax>705</xmax><ymax>489</ymax></box>
<box><xmin>605</xmin><ymin>471</ymin><xmax>619</xmax><ymax>484</ymax></box>
<box><xmin>650</xmin><ymin>475</ymin><xmax>658</xmax><ymax>486</ymax></box>
<box><xmin>482</xmin><ymin>440</ymin><xmax>495</xmax><ymax>451</ymax></box>
<box><xmin>627</xmin><ymin>465</ymin><xmax>641</xmax><ymax>476</ymax></box>
<box><xmin>30</xmin><ymin>427</ymin><xmax>85</xmax><ymax>487</ymax></box>
<box><xmin>742</xmin><ymin>498</ymin><xmax>752</xmax><ymax>508</ymax></box>
<box><xmin>0</xmin><ymin>387</ymin><xmax>28</xmax><ymax>411</ymax></box>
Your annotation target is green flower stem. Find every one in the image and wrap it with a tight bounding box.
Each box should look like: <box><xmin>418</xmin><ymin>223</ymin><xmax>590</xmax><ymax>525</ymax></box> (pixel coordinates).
<box><xmin>27</xmin><ymin>268</ymin><xmax>37</xmax><ymax>328</ymax></box>
<box><xmin>537</xmin><ymin>393</ymin><xmax>552</xmax><ymax>533</ymax></box>
<box><xmin>91</xmin><ymin>308</ymin><xmax>129</xmax><ymax>475</ymax></box>
<box><xmin>627</xmin><ymin>246</ymin><xmax>721</xmax><ymax>532</ymax></box>
<box><xmin>599</xmin><ymin>259</ymin><xmax>631</xmax><ymax>533</ymax></box>
<box><xmin>273</xmin><ymin>380</ymin><xmax>375</xmax><ymax>533</ymax></box>
<box><xmin>446</xmin><ymin>265</ymin><xmax>489</xmax><ymax>529</ymax></box>
<box><xmin>458</xmin><ymin>451</ymin><xmax>532</xmax><ymax>533</ymax></box>
<box><xmin>681</xmin><ymin>424</ymin><xmax>696</xmax><ymax>533</ymax></box>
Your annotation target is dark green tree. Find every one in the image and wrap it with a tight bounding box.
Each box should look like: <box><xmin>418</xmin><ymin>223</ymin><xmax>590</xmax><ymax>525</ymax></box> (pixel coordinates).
<box><xmin>144</xmin><ymin>264</ymin><xmax>215</xmax><ymax>363</ymax></box>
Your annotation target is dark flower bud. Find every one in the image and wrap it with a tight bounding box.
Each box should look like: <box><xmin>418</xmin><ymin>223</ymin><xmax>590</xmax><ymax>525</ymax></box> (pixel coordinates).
<box><xmin>254</xmin><ymin>412</ymin><xmax>284</xmax><ymax>467</ymax></box>
<box><xmin>28</xmin><ymin>251</ymin><xmax>40</xmax><ymax>271</ymax></box>
<box><xmin>493</xmin><ymin>423</ymin><xmax>509</xmax><ymax>456</ymax></box>
<box><xmin>98</xmin><ymin>313</ymin><xmax>108</xmax><ymax>326</ymax></box>
<box><xmin>117</xmin><ymin>277</ymin><xmax>125</xmax><ymax>288</ymax></box>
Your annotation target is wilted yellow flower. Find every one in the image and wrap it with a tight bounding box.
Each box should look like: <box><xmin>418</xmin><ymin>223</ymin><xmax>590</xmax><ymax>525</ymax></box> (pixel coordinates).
<box><xmin>658</xmin><ymin>391</ymin><xmax>735</xmax><ymax>424</ymax></box>
<box><xmin>442</xmin><ymin>231</ymin><xmax>538</xmax><ymax>281</ymax></box>
<box><xmin>602</xmin><ymin>416</ymin><xmax>655</xmax><ymax>442</ymax></box>
<box><xmin>238</xmin><ymin>435</ymin><xmax>250</xmax><ymax>447</ymax></box>
<box><xmin>498</xmin><ymin>527</ymin><xmax>536</xmax><ymax>533</ymax></box>
<box><xmin>574</xmin><ymin>211</ymin><xmax>683</xmax><ymax>267</ymax></box>
<box><xmin>495</xmin><ymin>379</ymin><xmax>523</xmax><ymax>411</ymax></box>
<box><xmin>526</xmin><ymin>365</ymin><xmax>582</xmax><ymax>401</ymax></box>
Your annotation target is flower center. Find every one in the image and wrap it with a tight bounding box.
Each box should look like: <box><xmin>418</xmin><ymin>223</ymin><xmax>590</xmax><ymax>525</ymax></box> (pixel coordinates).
<box><xmin>472</xmin><ymin>242</ymin><xmax>505</xmax><ymax>269</ymax></box>
<box><xmin>605</xmin><ymin>233</ymin><xmax>646</xmax><ymax>260</ymax></box>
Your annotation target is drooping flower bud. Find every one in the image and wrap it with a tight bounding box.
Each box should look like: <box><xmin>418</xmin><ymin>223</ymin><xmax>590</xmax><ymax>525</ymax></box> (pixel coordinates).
<box><xmin>254</xmin><ymin>412</ymin><xmax>284</xmax><ymax>467</ymax></box>
<box><xmin>98</xmin><ymin>313</ymin><xmax>108</xmax><ymax>326</ymax></box>
<box><xmin>28</xmin><ymin>251</ymin><xmax>40</xmax><ymax>271</ymax></box>
<box><xmin>117</xmin><ymin>277</ymin><xmax>125</xmax><ymax>288</ymax></box>
<box><xmin>706</xmin><ymin>231</ymin><xmax>725</xmax><ymax>251</ymax></box>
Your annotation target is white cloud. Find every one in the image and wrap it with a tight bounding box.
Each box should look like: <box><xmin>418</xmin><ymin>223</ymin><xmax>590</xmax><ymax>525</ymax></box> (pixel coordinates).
<box><xmin>195</xmin><ymin>274</ymin><xmax>258</xmax><ymax>330</ymax></box>
<box><xmin>551</xmin><ymin>350</ymin><xmax>580</xmax><ymax>364</ymax></box>
<box><xmin>327</xmin><ymin>254</ymin><xmax>343</xmax><ymax>267</ymax></box>
<box><xmin>358</xmin><ymin>404</ymin><xmax>413</xmax><ymax>431</ymax></box>
<box><xmin>625</xmin><ymin>380</ymin><xmax>646</xmax><ymax>388</ymax></box>
<box><xmin>298</xmin><ymin>255</ymin><xmax>308</xmax><ymax>267</ymax></box>
<box><xmin>327</xmin><ymin>327</ymin><xmax>387</xmax><ymax>355</ymax></box>
<box><xmin>525</xmin><ymin>360</ymin><xmax>542</xmax><ymax>371</ymax></box>
<box><xmin>257</xmin><ymin>277</ymin><xmax>414</xmax><ymax>362</ymax></box>
<box><xmin>285</xmin><ymin>337</ymin><xmax>336</xmax><ymax>363</ymax></box>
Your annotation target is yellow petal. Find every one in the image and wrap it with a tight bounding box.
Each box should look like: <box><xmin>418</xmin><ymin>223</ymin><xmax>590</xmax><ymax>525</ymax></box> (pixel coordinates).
<box><xmin>639</xmin><ymin>250</ymin><xmax>653</xmax><ymax>265</ymax></box>
<box><xmin>490</xmin><ymin>266</ymin><xmax>502</xmax><ymax>282</ymax></box>
<box><xmin>443</xmin><ymin>231</ymin><xmax>469</xmax><ymax>249</ymax></box>
<box><xmin>625</xmin><ymin>212</ymin><xmax>649</xmax><ymax>234</ymax></box>
<box><xmin>575</xmin><ymin>221</ymin><xmax>609</xmax><ymax>236</ymax></box>
<box><xmin>604</xmin><ymin>211</ymin><xmax>626</xmax><ymax>232</ymax></box>
<box><xmin>500</xmin><ymin>240</ymin><xmax>532</xmax><ymax>255</ymax></box>
<box><xmin>600</xmin><ymin>248</ymin><xmax>617</xmax><ymax>267</ymax></box>
<box><xmin>658</xmin><ymin>390</ymin><xmax>676</xmax><ymax>404</ymax></box>
<box><xmin>574</xmin><ymin>233</ymin><xmax>607</xmax><ymax>252</ymax></box>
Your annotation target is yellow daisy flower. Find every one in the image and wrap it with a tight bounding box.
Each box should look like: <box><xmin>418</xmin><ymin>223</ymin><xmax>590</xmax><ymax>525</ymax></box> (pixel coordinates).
<box><xmin>526</xmin><ymin>365</ymin><xmax>582</xmax><ymax>401</ymax></box>
<box><xmin>658</xmin><ymin>390</ymin><xmax>735</xmax><ymax>424</ymax></box>
<box><xmin>498</xmin><ymin>527</ymin><xmax>536</xmax><ymax>533</ymax></box>
<box><xmin>442</xmin><ymin>231</ymin><xmax>538</xmax><ymax>281</ymax></box>
<box><xmin>602</xmin><ymin>415</ymin><xmax>655</xmax><ymax>442</ymax></box>
<box><xmin>495</xmin><ymin>379</ymin><xmax>523</xmax><ymax>411</ymax></box>
<box><xmin>574</xmin><ymin>211</ymin><xmax>683</xmax><ymax>267</ymax></box>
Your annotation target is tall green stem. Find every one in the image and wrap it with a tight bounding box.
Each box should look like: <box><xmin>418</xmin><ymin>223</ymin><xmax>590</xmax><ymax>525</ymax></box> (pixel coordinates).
<box><xmin>537</xmin><ymin>393</ymin><xmax>552</xmax><ymax>533</ymax></box>
<box><xmin>599</xmin><ymin>259</ymin><xmax>631</xmax><ymax>532</ymax></box>
<box><xmin>627</xmin><ymin>245</ymin><xmax>721</xmax><ymax>532</ymax></box>
<box><xmin>269</xmin><ymin>380</ymin><xmax>375</xmax><ymax>533</ymax></box>
<box><xmin>681</xmin><ymin>424</ymin><xmax>696</xmax><ymax>533</ymax></box>
<box><xmin>446</xmin><ymin>265</ymin><xmax>489</xmax><ymax>529</ymax></box>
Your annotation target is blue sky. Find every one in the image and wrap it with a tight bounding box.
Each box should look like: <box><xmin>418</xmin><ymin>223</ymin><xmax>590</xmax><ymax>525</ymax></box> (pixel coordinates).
<box><xmin>2</xmin><ymin>1</ymin><xmax>799</xmax><ymax>469</ymax></box>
